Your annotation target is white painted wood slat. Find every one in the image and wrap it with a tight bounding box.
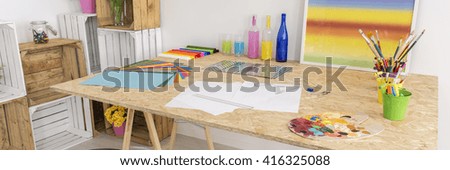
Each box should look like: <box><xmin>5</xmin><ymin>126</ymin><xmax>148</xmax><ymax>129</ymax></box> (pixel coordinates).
<box><xmin>58</xmin><ymin>13</ymin><xmax>100</xmax><ymax>73</ymax></box>
<box><xmin>97</xmin><ymin>28</ymin><xmax>163</xmax><ymax>70</ymax></box>
<box><xmin>29</xmin><ymin>96</ymin><xmax>93</xmax><ymax>150</ymax></box>
<box><xmin>0</xmin><ymin>21</ymin><xmax>26</xmax><ymax>103</ymax></box>
<box><xmin>149</xmin><ymin>29</ymin><xmax>157</xmax><ymax>60</ymax></box>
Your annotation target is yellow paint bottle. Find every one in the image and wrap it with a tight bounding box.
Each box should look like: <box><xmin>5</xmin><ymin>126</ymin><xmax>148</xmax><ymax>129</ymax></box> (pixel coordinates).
<box><xmin>261</xmin><ymin>15</ymin><xmax>273</xmax><ymax>60</ymax></box>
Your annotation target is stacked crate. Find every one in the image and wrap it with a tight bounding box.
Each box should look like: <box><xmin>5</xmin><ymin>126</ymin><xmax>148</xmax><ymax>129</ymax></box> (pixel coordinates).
<box><xmin>58</xmin><ymin>13</ymin><xmax>101</xmax><ymax>73</ymax></box>
<box><xmin>19</xmin><ymin>39</ymin><xmax>93</xmax><ymax>150</ymax></box>
<box><xmin>94</xmin><ymin>0</ymin><xmax>171</xmax><ymax>146</ymax></box>
<box><xmin>0</xmin><ymin>21</ymin><xmax>33</xmax><ymax>150</ymax></box>
<box><xmin>0</xmin><ymin>21</ymin><xmax>26</xmax><ymax>103</ymax></box>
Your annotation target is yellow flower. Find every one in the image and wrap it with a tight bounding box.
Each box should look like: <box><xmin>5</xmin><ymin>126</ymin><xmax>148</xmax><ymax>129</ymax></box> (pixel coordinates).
<box><xmin>114</xmin><ymin>117</ymin><xmax>126</xmax><ymax>127</ymax></box>
<box><xmin>105</xmin><ymin>105</ymin><xmax>128</xmax><ymax>127</ymax></box>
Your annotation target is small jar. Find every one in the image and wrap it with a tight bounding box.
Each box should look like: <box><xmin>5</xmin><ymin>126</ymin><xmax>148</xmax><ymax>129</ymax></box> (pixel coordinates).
<box><xmin>31</xmin><ymin>21</ymin><xmax>57</xmax><ymax>44</ymax></box>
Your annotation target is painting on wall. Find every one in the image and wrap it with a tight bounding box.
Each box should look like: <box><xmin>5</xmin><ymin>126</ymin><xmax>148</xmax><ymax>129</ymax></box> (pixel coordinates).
<box><xmin>300</xmin><ymin>0</ymin><xmax>419</xmax><ymax>70</ymax></box>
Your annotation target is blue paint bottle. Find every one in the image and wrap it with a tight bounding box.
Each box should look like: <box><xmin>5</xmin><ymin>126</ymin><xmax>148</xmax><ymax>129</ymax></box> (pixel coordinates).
<box><xmin>276</xmin><ymin>13</ymin><xmax>288</xmax><ymax>62</ymax></box>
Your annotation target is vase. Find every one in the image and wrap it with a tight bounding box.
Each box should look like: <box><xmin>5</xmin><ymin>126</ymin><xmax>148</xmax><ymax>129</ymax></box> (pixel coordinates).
<box><xmin>110</xmin><ymin>0</ymin><xmax>125</xmax><ymax>26</ymax></box>
<box><xmin>113</xmin><ymin>122</ymin><xmax>126</xmax><ymax>136</ymax></box>
<box><xmin>80</xmin><ymin>0</ymin><xmax>96</xmax><ymax>14</ymax></box>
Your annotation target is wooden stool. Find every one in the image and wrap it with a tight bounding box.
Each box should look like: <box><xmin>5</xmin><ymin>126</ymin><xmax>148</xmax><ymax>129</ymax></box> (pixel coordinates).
<box><xmin>168</xmin><ymin>120</ymin><xmax>215</xmax><ymax>150</ymax></box>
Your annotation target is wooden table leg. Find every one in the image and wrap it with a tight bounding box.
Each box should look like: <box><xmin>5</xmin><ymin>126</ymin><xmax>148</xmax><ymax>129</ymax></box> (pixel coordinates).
<box><xmin>204</xmin><ymin>126</ymin><xmax>215</xmax><ymax>150</ymax></box>
<box><xmin>168</xmin><ymin>120</ymin><xmax>178</xmax><ymax>150</ymax></box>
<box><xmin>144</xmin><ymin>113</ymin><xmax>162</xmax><ymax>150</ymax></box>
<box><xmin>122</xmin><ymin>109</ymin><xmax>135</xmax><ymax>150</ymax></box>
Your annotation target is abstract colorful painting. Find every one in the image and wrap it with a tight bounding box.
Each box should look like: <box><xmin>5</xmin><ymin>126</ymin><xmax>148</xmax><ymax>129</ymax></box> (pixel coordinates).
<box><xmin>301</xmin><ymin>0</ymin><xmax>418</xmax><ymax>70</ymax></box>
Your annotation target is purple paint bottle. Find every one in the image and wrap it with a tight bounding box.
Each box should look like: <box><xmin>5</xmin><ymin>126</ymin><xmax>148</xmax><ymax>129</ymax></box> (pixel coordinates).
<box><xmin>248</xmin><ymin>15</ymin><xmax>260</xmax><ymax>59</ymax></box>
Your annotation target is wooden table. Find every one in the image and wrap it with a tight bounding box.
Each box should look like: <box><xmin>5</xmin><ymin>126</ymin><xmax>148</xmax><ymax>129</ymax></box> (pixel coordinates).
<box><xmin>52</xmin><ymin>54</ymin><xmax>438</xmax><ymax>150</ymax></box>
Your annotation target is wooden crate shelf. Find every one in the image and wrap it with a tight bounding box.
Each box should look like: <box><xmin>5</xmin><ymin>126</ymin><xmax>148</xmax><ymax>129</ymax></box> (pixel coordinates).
<box><xmin>97</xmin><ymin>28</ymin><xmax>162</xmax><ymax>70</ymax></box>
<box><xmin>0</xmin><ymin>21</ymin><xmax>27</xmax><ymax>104</ymax></box>
<box><xmin>96</xmin><ymin>0</ymin><xmax>161</xmax><ymax>30</ymax></box>
<box><xmin>19</xmin><ymin>39</ymin><xmax>88</xmax><ymax>107</ymax></box>
<box><xmin>58</xmin><ymin>13</ymin><xmax>101</xmax><ymax>74</ymax></box>
<box><xmin>29</xmin><ymin>96</ymin><xmax>93</xmax><ymax>150</ymax></box>
<box><xmin>96</xmin><ymin>103</ymin><xmax>173</xmax><ymax>147</ymax></box>
<box><xmin>0</xmin><ymin>97</ymin><xmax>34</xmax><ymax>150</ymax></box>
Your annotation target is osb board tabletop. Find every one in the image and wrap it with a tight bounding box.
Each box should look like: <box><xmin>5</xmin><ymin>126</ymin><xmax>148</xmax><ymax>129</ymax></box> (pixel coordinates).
<box><xmin>52</xmin><ymin>54</ymin><xmax>438</xmax><ymax>150</ymax></box>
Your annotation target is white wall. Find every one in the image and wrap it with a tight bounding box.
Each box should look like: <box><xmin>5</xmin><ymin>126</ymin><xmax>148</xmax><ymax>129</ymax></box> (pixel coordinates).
<box><xmin>160</xmin><ymin>0</ymin><xmax>305</xmax><ymax>61</ymax></box>
<box><xmin>0</xmin><ymin>0</ymin><xmax>81</xmax><ymax>43</ymax></box>
<box><xmin>161</xmin><ymin>0</ymin><xmax>450</xmax><ymax>150</ymax></box>
<box><xmin>411</xmin><ymin>0</ymin><xmax>450</xmax><ymax>150</ymax></box>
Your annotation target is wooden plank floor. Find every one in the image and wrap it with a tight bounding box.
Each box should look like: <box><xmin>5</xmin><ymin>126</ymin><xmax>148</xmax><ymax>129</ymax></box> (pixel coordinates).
<box><xmin>68</xmin><ymin>133</ymin><xmax>237</xmax><ymax>150</ymax></box>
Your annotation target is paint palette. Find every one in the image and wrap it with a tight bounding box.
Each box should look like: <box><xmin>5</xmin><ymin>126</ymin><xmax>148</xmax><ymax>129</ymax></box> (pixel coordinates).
<box><xmin>288</xmin><ymin>112</ymin><xmax>384</xmax><ymax>140</ymax></box>
<box><xmin>206</xmin><ymin>60</ymin><xmax>292</xmax><ymax>79</ymax></box>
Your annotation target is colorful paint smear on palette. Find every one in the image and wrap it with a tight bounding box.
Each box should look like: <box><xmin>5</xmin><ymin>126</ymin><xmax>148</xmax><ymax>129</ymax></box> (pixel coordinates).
<box><xmin>206</xmin><ymin>60</ymin><xmax>292</xmax><ymax>79</ymax></box>
<box><xmin>288</xmin><ymin>112</ymin><xmax>384</xmax><ymax>140</ymax></box>
<box><xmin>303</xmin><ymin>0</ymin><xmax>416</xmax><ymax>69</ymax></box>
<box><xmin>123</xmin><ymin>60</ymin><xmax>192</xmax><ymax>79</ymax></box>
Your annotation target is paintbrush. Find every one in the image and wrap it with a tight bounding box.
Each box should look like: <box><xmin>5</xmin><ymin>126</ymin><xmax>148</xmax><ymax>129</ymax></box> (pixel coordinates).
<box><xmin>358</xmin><ymin>29</ymin><xmax>382</xmax><ymax>60</ymax></box>
<box><xmin>376</xmin><ymin>30</ymin><xmax>382</xmax><ymax>51</ymax></box>
<box><xmin>395</xmin><ymin>31</ymin><xmax>416</xmax><ymax>60</ymax></box>
<box><xmin>369</xmin><ymin>32</ymin><xmax>384</xmax><ymax>59</ymax></box>
<box><xmin>393</xmin><ymin>39</ymin><xmax>402</xmax><ymax>61</ymax></box>
<box><xmin>398</xmin><ymin>29</ymin><xmax>426</xmax><ymax>62</ymax></box>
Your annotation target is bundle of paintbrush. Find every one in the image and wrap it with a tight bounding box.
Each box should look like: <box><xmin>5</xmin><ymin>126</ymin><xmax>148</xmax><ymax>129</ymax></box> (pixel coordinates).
<box><xmin>358</xmin><ymin>29</ymin><xmax>425</xmax><ymax>78</ymax></box>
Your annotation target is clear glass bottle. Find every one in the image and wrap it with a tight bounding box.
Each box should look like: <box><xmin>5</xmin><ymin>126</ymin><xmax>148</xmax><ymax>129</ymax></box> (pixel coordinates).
<box><xmin>261</xmin><ymin>15</ymin><xmax>273</xmax><ymax>61</ymax></box>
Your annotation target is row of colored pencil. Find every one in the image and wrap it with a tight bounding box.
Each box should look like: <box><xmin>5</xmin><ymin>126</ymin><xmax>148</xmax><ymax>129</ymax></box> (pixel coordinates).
<box><xmin>160</xmin><ymin>46</ymin><xmax>219</xmax><ymax>60</ymax></box>
<box><xmin>358</xmin><ymin>29</ymin><xmax>425</xmax><ymax>75</ymax></box>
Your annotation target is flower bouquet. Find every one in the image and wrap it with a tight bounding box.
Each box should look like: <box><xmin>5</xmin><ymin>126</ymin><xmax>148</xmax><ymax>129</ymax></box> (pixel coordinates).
<box><xmin>104</xmin><ymin>105</ymin><xmax>127</xmax><ymax>136</ymax></box>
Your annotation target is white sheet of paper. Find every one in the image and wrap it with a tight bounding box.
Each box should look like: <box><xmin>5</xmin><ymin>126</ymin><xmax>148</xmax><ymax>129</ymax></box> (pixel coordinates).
<box><xmin>234</xmin><ymin>82</ymin><xmax>302</xmax><ymax>113</ymax></box>
<box><xmin>165</xmin><ymin>82</ymin><xmax>242</xmax><ymax>115</ymax></box>
<box><xmin>165</xmin><ymin>81</ymin><xmax>302</xmax><ymax>115</ymax></box>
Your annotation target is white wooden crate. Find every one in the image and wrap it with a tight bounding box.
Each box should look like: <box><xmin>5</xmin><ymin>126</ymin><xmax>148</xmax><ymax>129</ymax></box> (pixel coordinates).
<box><xmin>29</xmin><ymin>96</ymin><xmax>93</xmax><ymax>150</ymax></box>
<box><xmin>0</xmin><ymin>20</ymin><xmax>26</xmax><ymax>104</ymax></box>
<box><xmin>98</xmin><ymin>28</ymin><xmax>163</xmax><ymax>70</ymax></box>
<box><xmin>58</xmin><ymin>13</ymin><xmax>101</xmax><ymax>74</ymax></box>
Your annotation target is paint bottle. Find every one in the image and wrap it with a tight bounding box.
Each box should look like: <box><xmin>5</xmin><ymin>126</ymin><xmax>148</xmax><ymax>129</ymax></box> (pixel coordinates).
<box><xmin>276</xmin><ymin>13</ymin><xmax>288</xmax><ymax>62</ymax></box>
<box><xmin>247</xmin><ymin>15</ymin><xmax>260</xmax><ymax>59</ymax></box>
<box><xmin>221</xmin><ymin>34</ymin><xmax>233</xmax><ymax>55</ymax></box>
<box><xmin>234</xmin><ymin>35</ymin><xmax>245</xmax><ymax>57</ymax></box>
<box><xmin>261</xmin><ymin>15</ymin><xmax>273</xmax><ymax>61</ymax></box>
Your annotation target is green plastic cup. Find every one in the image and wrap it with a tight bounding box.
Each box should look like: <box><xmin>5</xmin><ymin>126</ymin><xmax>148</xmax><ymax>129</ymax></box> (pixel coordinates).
<box><xmin>382</xmin><ymin>89</ymin><xmax>412</xmax><ymax>121</ymax></box>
